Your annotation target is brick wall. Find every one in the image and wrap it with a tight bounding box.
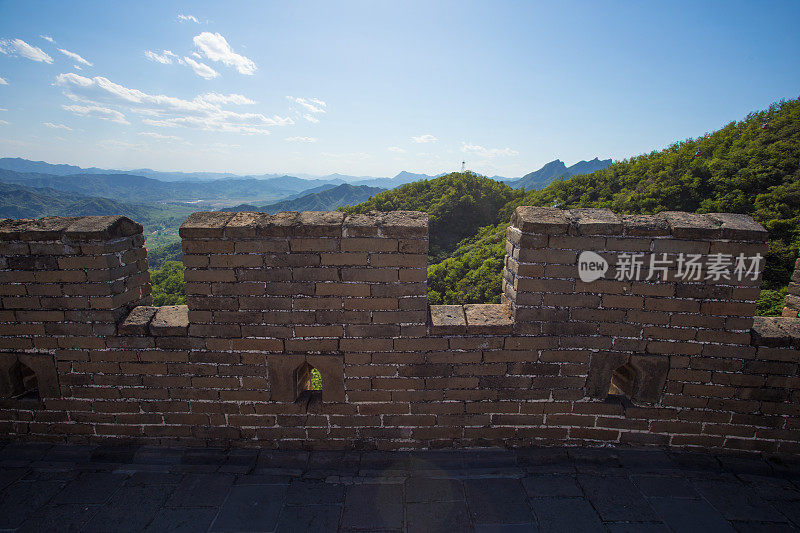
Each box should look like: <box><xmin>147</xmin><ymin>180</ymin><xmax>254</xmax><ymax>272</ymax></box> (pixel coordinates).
<box><xmin>1</xmin><ymin>208</ymin><xmax>798</xmax><ymax>454</ymax></box>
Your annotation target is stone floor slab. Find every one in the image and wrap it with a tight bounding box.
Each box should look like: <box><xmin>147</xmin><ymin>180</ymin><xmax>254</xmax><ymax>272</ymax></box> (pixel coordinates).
<box><xmin>52</xmin><ymin>472</ymin><xmax>127</xmax><ymax>504</ymax></box>
<box><xmin>211</xmin><ymin>484</ymin><xmax>287</xmax><ymax>532</ymax></box>
<box><xmin>529</xmin><ymin>497</ymin><xmax>604</xmax><ymax>533</ymax></box>
<box><xmin>649</xmin><ymin>496</ymin><xmax>736</xmax><ymax>532</ymax></box>
<box><xmin>341</xmin><ymin>483</ymin><xmax>404</xmax><ymax>530</ymax></box>
<box><xmin>405</xmin><ymin>477</ymin><xmax>464</xmax><ymax>502</ymax></box>
<box><xmin>631</xmin><ymin>474</ymin><xmax>700</xmax><ymax>498</ymax></box>
<box><xmin>165</xmin><ymin>473</ymin><xmax>235</xmax><ymax>507</ymax></box>
<box><xmin>82</xmin><ymin>484</ymin><xmax>174</xmax><ymax>533</ymax></box>
<box><xmin>16</xmin><ymin>503</ymin><xmax>100</xmax><ymax>533</ymax></box>
<box><xmin>693</xmin><ymin>479</ymin><xmax>784</xmax><ymax>522</ymax></box>
<box><xmin>578</xmin><ymin>474</ymin><xmax>658</xmax><ymax>522</ymax></box>
<box><xmin>275</xmin><ymin>504</ymin><xmax>342</xmax><ymax>533</ymax></box>
<box><xmin>406</xmin><ymin>500</ymin><xmax>472</xmax><ymax>533</ymax></box>
<box><xmin>144</xmin><ymin>507</ymin><xmax>219</xmax><ymax>533</ymax></box>
<box><xmin>286</xmin><ymin>479</ymin><xmax>345</xmax><ymax>505</ymax></box>
<box><xmin>0</xmin><ymin>480</ymin><xmax>67</xmax><ymax>529</ymax></box>
<box><xmin>522</xmin><ymin>474</ymin><xmax>582</xmax><ymax>498</ymax></box>
<box><xmin>464</xmin><ymin>478</ymin><xmax>533</xmax><ymax>524</ymax></box>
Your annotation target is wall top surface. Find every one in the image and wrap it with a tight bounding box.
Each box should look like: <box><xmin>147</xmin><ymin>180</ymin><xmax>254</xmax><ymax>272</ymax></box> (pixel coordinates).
<box><xmin>511</xmin><ymin>207</ymin><xmax>767</xmax><ymax>240</ymax></box>
<box><xmin>0</xmin><ymin>215</ymin><xmax>143</xmax><ymax>241</ymax></box>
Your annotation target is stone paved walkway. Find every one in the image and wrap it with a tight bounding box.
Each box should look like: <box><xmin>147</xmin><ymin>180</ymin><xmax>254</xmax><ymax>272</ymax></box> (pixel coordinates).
<box><xmin>1</xmin><ymin>442</ymin><xmax>799</xmax><ymax>532</ymax></box>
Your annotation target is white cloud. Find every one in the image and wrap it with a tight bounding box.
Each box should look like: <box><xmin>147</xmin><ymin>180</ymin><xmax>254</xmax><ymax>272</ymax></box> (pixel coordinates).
<box><xmin>145</xmin><ymin>50</ymin><xmax>219</xmax><ymax>79</ymax></box>
<box><xmin>178</xmin><ymin>14</ymin><xmax>200</xmax><ymax>23</ymax></box>
<box><xmin>285</xmin><ymin>136</ymin><xmax>317</xmax><ymax>143</ymax></box>
<box><xmin>0</xmin><ymin>38</ymin><xmax>54</xmax><ymax>63</ymax></box>
<box><xmin>138</xmin><ymin>131</ymin><xmax>182</xmax><ymax>141</ymax></box>
<box><xmin>303</xmin><ymin>114</ymin><xmax>319</xmax><ymax>123</ymax></box>
<box><xmin>73</xmin><ymin>64</ymin><xmax>82</xmax><ymax>70</ymax></box>
<box><xmin>461</xmin><ymin>142</ymin><xmax>519</xmax><ymax>158</ymax></box>
<box><xmin>182</xmin><ymin>56</ymin><xmax>219</xmax><ymax>79</ymax></box>
<box><xmin>54</xmin><ymin>71</ymin><xmax>292</xmax><ymax>135</ymax></box>
<box><xmin>388</xmin><ymin>146</ymin><xmax>406</xmax><ymax>153</ymax></box>
<box><xmin>62</xmin><ymin>104</ymin><xmax>130</xmax><ymax>124</ymax></box>
<box><xmin>197</xmin><ymin>92</ymin><xmax>255</xmax><ymax>105</ymax></box>
<box><xmin>58</xmin><ymin>48</ymin><xmax>92</xmax><ymax>66</ymax></box>
<box><xmin>286</xmin><ymin>96</ymin><xmax>326</xmax><ymax>114</ymax></box>
<box><xmin>0</xmin><ymin>120</ymin><xmax>9</xmax><ymax>126</ymax></box>
<box><xmin>43</xmin><ymin>122</ymin><xmax>72</xmax><ymax>130</ymax></box>
<box><xmin>193</xmin><ymin>32</ymin><xmax>256</xmax><ymax>75</ymax></box>
<box><xmin>40</xmin><ymin>35</ymin><xmax>55</xmax><ymax>43</ymax></box>
<box><xmin>0</xmin><ymin>77</ymin><xmax>7</xmax><ymax>85</ymax></box>
<box><xmin>412</xmin><ymin>134</ymin><xmax>438</xmax><ymax>143</ymax></box>
<box><xmin>145</xmin><ymin>49</ymin><xmax>178</xmax><ymax>64</ymax></box>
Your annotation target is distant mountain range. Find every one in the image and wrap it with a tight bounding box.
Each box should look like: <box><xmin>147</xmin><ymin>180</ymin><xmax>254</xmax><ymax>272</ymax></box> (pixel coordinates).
<box><xmin>221</xmin><ymin>183</ymin><xmax>385</xmax><ymax>213</ymax></box>
<box><xmin>0</xmin><ymin>181</ymin><xmax>186</xmax><ymax>224</ymax></box>
<box><xmin>0</xmin><ymin>167</ymin><xmax>347</xmax><ymax>207</ymax></box>
<box><xmin>505</xmin><ymin>157</ymin><xmax>612</xmax><ymax>190</ymax></box>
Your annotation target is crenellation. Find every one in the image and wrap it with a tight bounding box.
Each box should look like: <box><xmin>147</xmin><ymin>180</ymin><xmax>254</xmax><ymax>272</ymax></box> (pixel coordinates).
<box><xmin>0</xmin><ymin>208</ymin><xmax>799</xmax><ymax>453</ymax></box>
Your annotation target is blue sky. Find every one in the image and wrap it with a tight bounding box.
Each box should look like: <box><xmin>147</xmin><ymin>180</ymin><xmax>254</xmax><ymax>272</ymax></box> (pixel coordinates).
<box><xmin>0</xmin><ymin>1</ymin><xmax>798</xmax><ymax>178</ymax></box>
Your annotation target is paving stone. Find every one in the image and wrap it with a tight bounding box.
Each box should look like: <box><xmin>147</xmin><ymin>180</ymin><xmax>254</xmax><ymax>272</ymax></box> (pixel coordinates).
<box><xmin>90</xmin><ymin>445</ymin><xmax>140</xmax><ymax>464</ymax></box>
<box><xmin>730</xmin><ymin>521</ymin><xmax>799</xmax><ymax>532</ymax></box>
<box><xmin>649</xmin><ymin>497</ymin><xmax>735</xmax><ymax>532</ymax></box>
<box><xmin>236</xmin><ymin>473</ymin><xmax>294</xmax><ymax>485</ymax></box>
<box><xmin>529</xmin><ymin>497</ymin><xmax>604</xmax><ymax>533</ymax></box>
<box><xmin>126</xmin><ymin>471</ymin><xmax>184</xmax><ymax>485</ymax></box>
<box><xmin>693</xmin><ymin>479</ymin><xmax>784</xmax><ymax>522</ymax></box>
<box><xmin>522</xmin><ymin>474</ymin><xmax>582</xmax><ymax>498</ymax></box>
<box><xmin>569</xmin><ymin>448</ymin><xmax>625</xmax><ymax>474</ymax></box>
<box><xmin>578</xmin><ymin>475</ymin><xmax>657</xmax><ymax>522</ymax></box>
<box><xmin>257</xmin><ymin>450</ymin><xmax>310</xmax><ymax>470</ymax></box>
<box><xmin>407</xmin><ymin>501</ymin><xmax>472</xmax><ymax>533</ymax></box>
<box><xmin>341</xmin><ymin>483</ymin><xmax>404</xmax><ymax>530</ymax></box>
<box><xmin>617</xmin><ymin>449</ymin><xmax>678</xmax><ymax>471</ymax></box>
<box><xmin>631</xmin><ymin>475</ymin><xmax>700</xmax><ymax>498</ymax></box>
<box><xmin>275</xmin><ymin>504</ymin><xmax>342</xmax><ymax>533</ymax></box>
<box><xmin>0</xmin><ymin>442</ymin><xmax>53</xmax><ymax>462</ymax></box>
<box><xmin>133</xmin><ymin>446</ymin><xmax>184</xmax><ymax>465</ymax></box>
<box><xmin>0</xmin><ymin>467</ymin><xmax>28</xmax><ymax>490</ymax></box>
<box><xmin>166</xmin><ymin>473</ymin><xmax>235</xmax><ymax>507</ymax></box>
<box><xmin>718</xmin><ymin>455</ymin><xmax>774</xmax><ymax>476</ymax></box>
<box><xmin>0</xmin><ymin>480</ymin><xmax>66</xmax><ymax>529</ymax></box>
<box><xmin>53</xmin><ymin>472</ymin><xmax>127</xmax><ymax>504</ymax></box>
<box><xmin>144</xmin><ymin>507</ymin><xmax>219</xmax><ymax>533</ymax></box>
<box><xmin>516</xmin><ymin>448</ymin><xmax>574</xmax><ymax>473</ymax></box>
<box><xmin>604</xmin><ymin>523</ymin><xmax>670</xmax><ymax>532</ymax></box>
<box><xmin>22</xmin><ymin>469</ymin><xmax>79</xmax><ymax>482</ymax></box>
<box><xmin>464</xmin><ymin>478</ymin><xmax>533</xmax><ymax>524</ymax></box>
<box><xmin>16</xmin><ymin>503</ymin><xmax>100</xmax><ymax>533</ymax></box>
<box><xmin>286</xmin><ymin>480</ymin><xmax>345</xmax><ymax>505</ymax></box>
<box><xmin>473</xmin><ymin>525</ymin><xmax>539</xmax><ymax>532</ymax></box>
<box><xmin>772</xmin><ymin>500</ymin><xmax>800</xmax><ymax>526</ymax></box>
<box><xmin>182</xmin><ymin>447</ymin><xmax>228</xmax><ymax>465</ymax></box>
<box><xmin>82</xmin><ymin>484</ymin><xmax>174</xmax><ymax>532</ymax></box>
<box><xmin>211</xmin><ymin>484</ymin><xmax>287</xmax><ymax>532</ymax></box>
<box><xmin>42</xmin><ymin>444</ymin><xmax>96</xmax><ymax>463</ymax></box>
<box><xmin>667</xmin><ymin>451</ymin><xmax>722</xmax><ymax>472</ymax></box>
<box><xmin>405</xmin><ymin>478</ymin><xmax>464</xmax><ymax>502</ymax></box>
<box><xmin>221</xmin><ymin>448</ymin><xmax>259</xmax><ymax>473</ymax></box>
<box><xmin>739</xmin><ymin>474</ymin><xmax>800</xmax><ymax>502</ymax></box>
<box><xmin>308</xmin><ymin>451</ymin><xmax>360</xmax><ymax>468</ymax></box>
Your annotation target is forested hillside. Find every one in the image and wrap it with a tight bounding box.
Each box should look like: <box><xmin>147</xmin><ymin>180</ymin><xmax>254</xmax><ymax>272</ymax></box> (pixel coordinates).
<box><xmin>341</xmin><ymin>173</ymin><xmax>522</xmax><ymax>262</ymax></box>
<box><xmin>346</xmin><ymin>97</ymin><xmax>799</xmax><ymax>312</ymax></box>
<box><xmin>222</xmin><ymin>184</ymin><xmax>385</xmax><ymax>214</ymax></box>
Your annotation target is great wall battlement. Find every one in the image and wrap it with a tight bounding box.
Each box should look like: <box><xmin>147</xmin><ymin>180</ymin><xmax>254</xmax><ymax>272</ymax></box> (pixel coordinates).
<box><xmin>1</xmin><ymin>207</ymin><xmax>799</xmax><ymax>453</ymax></box>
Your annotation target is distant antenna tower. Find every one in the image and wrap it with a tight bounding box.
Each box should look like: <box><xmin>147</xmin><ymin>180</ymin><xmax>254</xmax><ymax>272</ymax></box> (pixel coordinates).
<box><xmin>461</xmin><ymin>161</ymin><xmax>466</xmax><ymax>173</ymax></box>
